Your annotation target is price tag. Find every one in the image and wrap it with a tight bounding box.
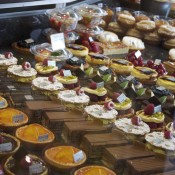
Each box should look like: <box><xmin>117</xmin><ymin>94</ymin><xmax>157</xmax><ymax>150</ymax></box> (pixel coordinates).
<box><xmin>99</xmin><ymin>66</ymin><xmax>108</xmax><ymax>71</ymax></box>
<box><xmin>154</xmin><ymin>59</ymin><xmax>161</xmax><ymax>65</ymax></box>
<box><xmin>73</xmin><ymin>150</ymin><xmax>84</xmax><ymax>163</ymax></box>
<box><xmin>89</xmin><ymin>37</ymin><xmax>94</xmax><ymax>42</ymax></box>
<box><xmin>0</xmin><ymin>101</ymin><xmax>5</xmax><ymax>107</ymax></box>
<box><xmin>24</xmin><ymin>95</ymin><xmax>34</xmax><ymax>100</ymax></box>
<box><xmin>0</xmin><ymin>142</ymin><xmax>12</xmax><ymax>152</ymax></box>
<box><xmin>156</xmin><ymin>86</ymin><xmax>166</xmax><ymax>91</ymax></box>
<box><xmin>117</xmin><ymin>93</ymin><xmax>127</xmax><ymax>103</ymax></box>
<box><xmin>126</xmin><ymin>75</ymin><xmax>134</xmax><ymax>81</ymax></box>
<box><xmin>166</xmin><ymin>77</ymin><xmax>175</xmax><ymax>82</ymax></box>
<box><xmin>25</xmin><ymin>38</ymin><xmax>34</xmax><ymax>44</ymax></box>
<box><xmin>96</xmin><ymin>81</ymin><xmax>104</xmax><ymax>88</ymax></box>
<box><xmin>29</xmin><ymin>164</ymin><xmax>43</xmax><ymax>175</ymax></box>
<box><xmin>38</xmin><ymin>134</ymin><xmax>48</xmax><ymax>142</ymax></box>
<box><xmin>47</xmin><ymin>60</ymin><xmax>56</xmax><ymax>67</ymax></box>
<box><xmin>80</xmin><ymin>63</ymin><xmax>84</xmax><ymax>71</ymax></box>
<box><xmin>71</xmin><ymin>57</ymin><xmax>79</xmax><ymax>61</ymax></box>
<box><xmin>154</xmin><ymin>105</ymin><xmax>162</xmax><ymax>113</ymax></box>
<box><xmin>7</xmin><ymin>85</ymin><xmax>16</xmax><ymax>90</ymax></box>
<box><xmin>50</xmin><ymin>33</ymin><xmax>65</xmax><ymax>51</ymax></box>
<box><xmin>135</xmin><ymin>50</ymin><xmax>141</xmax><ymax>59</ymax></box>
<box><xmin>63</xmin><ymin>70</ymin><xmax>72</xmax><ymax>77</ymax></box>
<box><xmin>13</xmin><ymin>114</ymin><xmax>24</xmax><ymax>123</ymax></box>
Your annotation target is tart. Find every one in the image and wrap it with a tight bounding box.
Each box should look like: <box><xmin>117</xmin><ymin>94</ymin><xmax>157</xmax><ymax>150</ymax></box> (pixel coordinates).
<box><xmin>0</xmin><ymin>96</ymin><xmax>8</xmax><ymax>109</ymax></box>
<box><xmin>131</xmin><ymin>67</ymin><xmax>158</xmax><ymax>85</ymax></box>
<box><xmin>163</xmin><ymin>61</ymin><xmax>175</xmax><ymax>74</ymax></box>
<box><xmin>7</xmin><ymin>63</ymin><xmax>37</xmax><ymax>83</ymax></box>
<box><xmin>108</xmin><ymin>22</ymin><xmax>127</xmax><ymax>36</ymax></box>
<box><xmin>4</xmin><ymin>154</ymin><xmax>48</xmax><ymax>175</ymax></box>
<box><xmin>158</xmin><ymin>25</ymin><xmax>175</xmax><ymax>39</ymax></box>
<box><xmin>143</xmin><ymin>30</ymin><xmax>161</xmax><ymax>45</ymax></box>
<box><xmin>74</xmin><ymin>165</ymin><xmax>116</xmax><ymax>175</ymax></box>
<box><xmin>44</xmin><ymin>146</ymin><xmax>86</xmax><ymax>170</ymax></box>
<box><xmin>32</xmin><ymin>76</ymin><xmax>64</xmax><ymax>96</ymax></box>
<box><xmin>110</xmin><ymin>59</ymin><xmax>133</xmax><ymax>75</ymax></box>
<box><xmin>168</xmin><ymin>48</ymin><xmax>175</xmax><ymax>61</ymax></box>
<box><xmin>0</xmin><ymin>108</ymin><xmax>28</xmax><ymax>131</ymax></box>
<box><xmin>15</xmin><ymin>123</ymin><xmax>55</xmax><ymax>150</ymax></box>
<box><xmin>66</xmin><ymin>44</ymin><xmax>89</xmax><ymax>57</ymax></box>
<box><xmin>57</xmin><ymin>89</ymin><xmax>90</xmax><ymax>111</ymax></box>
<box><xmin>136</xmin><ymin>20</ymin><xmax>156</xmax><ymax>32</ymax></box>
<box><xmin>0</xmin><ymin>133</ymin><xmax>20</xmax><ymax>160</ymax></box>
<box><xmin>126</xmin><ymin>27</ymin><xmax>144</xmax><ymax>39</ymax></box>
<box><xmin>156</xmin><ymin>75</ymin><xmax>175</xmax><ymax>93</ymax></box>
<box><xmin>0</xmin><ymin>52</ymin><xmax>17</xmax><ymax>70</ymax></box>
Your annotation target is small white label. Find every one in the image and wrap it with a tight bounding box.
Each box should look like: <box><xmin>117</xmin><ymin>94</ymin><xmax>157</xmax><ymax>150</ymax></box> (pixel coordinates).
<box><xmin>154</xmin><ymin>105</ymin><xmax>162</xmax><ymax>113</ymax></box>
<box><xmin>96</xmin><ymin>81</ymin><xmax>104</xmax><ymax>88</ymax></box>
<box><xmin>80</xmin><ymin>64</ymin><xmax>84</xmax><ymax>71</ymax></box>
<box><xmin>63</xmin><ymin>70</ymin><xmax>72</xmax><ymax>77</ymax></box>
<box><xmin>97</xmin><ymin>71</ymin><xmax>100</xmax><ymax>76</ymax></box>
<box><xmin>24</xmin><ymin>95</ymin><xmax>34</xmax><ymax>100</ymax></box>
<box><xmin>29</xmin><ymin>164</ymin><xmax>43</xmax><ymax>175</ymax></box>
<box><xmin>99</xmin><ymin>66</ymin><xmax>108</xmax><ymax>71</ymax></box>
<box><xmin>25</xmin><ymin>38</ymin><xmax>34</xmax><ymax>44</ymax></box>
<box><xmin>50</xmin><ymin>33</ymin><xmax>65</xmax><ymax>51</ymax></box>
<box><xmin>0</xmin><ymin>101</ymin><xmax>5</xmax><ymax>107</ymax></box>
<box><xmin>73</xmin><ymin>150</ymin><xmax>84</xmax><ymax>163</ymax></box>
<box><xmin>0</xmin><ymin>142</ymin><xmax>12</xmax><ymax>152</ymax></box>
<box><xmin>135</xmin><ymin>50</ymin><xmax>141</xmax><ymax>59</ymax></box>
<box><xmin>126</xmin><ymin>75</ymin><xmax>134</xmax><ymax>81</ymax></box>
<box><xmin>89</xmin><ymin>37</ymin><xmax>94</xmax><ymax>42</ymax></box>
<box><xmin>154</xmin><ymin>59</ymin><xmax>161</xmax><ymax>65</ymax></box>
<box><xmin>38</xmin><ymin>134</ymin><xmax>49</xmax><ymax>142</ymax></box>
<box><xmin>156</xmin><ymin>86</ymin><xmax>166</xmax><ymax>91</ymax></box>
<box><xmin>7</xmin><ymin>85</ymin><xmax>16</xmax><ymax>90</ymax></box>
<box><xmin>47</xmin><ymin>60</ymin><xmax>56</xmax><ymax>67</ymax></box>
<box><xmin>71</xmin><ymin>57</ymin><xmax>79</xmax><ymax>61</ymax></box>
<box><xmin>13</xmin><ymin>114</ymin><xmax>24</xmax><ymax>123</ymax></box>
<box><xmin>117</xmin><ymin>93</ymin><xmax>127</xmax><ymax>103</ymax></box>
<box><xmin>166</xmin><ymin>77</ymin><xmax>175</xmax><ymax>82</ymax></box>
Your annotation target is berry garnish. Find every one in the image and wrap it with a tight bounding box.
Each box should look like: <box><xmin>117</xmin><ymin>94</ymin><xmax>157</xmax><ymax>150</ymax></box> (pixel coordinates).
<box><xmin>22</xmin><ymin>62</ymin><xmax>31</xmax><ymax>70</ymax></box>
<box><xmin>76</xmin><ymin>88</ymin><xmax>84</xmax><ymax>96</ymax></box>
<box><xmin>59</xmin><ymin>69</ymin><xmax>65</xmax><ymax>76</ymax></box>
<box><xmin>4</xmin><ymin>52</ymin><xmax>13</xmax><ymax>59</ymax></box>
<box><xmin>112</xmin><ymin>93</ymin><xmax>120</xmax><ymax>102</ymax></box>
<box><xmin>20</xmin><ymin>156</ymin><xmax>32</xmax><ymax>169</ymax></box>
<box><xmin>144</xmin><ymin>103</ymin><xmax>154</xmax><ymax>115</ymax></box>
<box><xmin>88</xmin><ymin>94</ymin><xmax>98</xmax><ymax>102</ymax></box>
<box><xmin>89</xmin><ymin>82</ymin><xmax>97</xmax><ymax>89</ymax></box>
<box><xmin>164</xmin><ymin>130</ymin><xmax>173</xmax><ymax>139</ymax></box>
<box><xmin>104</xmin><ymin>101</ymin><xmax>115</xmax><ymax>110</ymax></box>
<box><xmin>147</xmin><ymin>60</ymin><xmax>154</xmax><ymax>67</ymax></box>
<box><xmin>43</xmin><ymin>59</ymin><xmax>48</xmax><ymax>66</ymax></box>
<box><xmin>48</xmin><ymin>75</ymin><xmax>56</xmax><ymax>83</ymax></box>
<box><xmin>131</xmin><ymin>116</ymin><xmax>142</xmax><ymax>126</ymax></box>
<box><xmin>91</xmin><ymin>42</ymin><xmax>100</xmax><ymax>53</ymax></box>
<box><xmin>82</xmin><ymin>40</ymin><xmax>92</xmax><ymax>51</ymax></box>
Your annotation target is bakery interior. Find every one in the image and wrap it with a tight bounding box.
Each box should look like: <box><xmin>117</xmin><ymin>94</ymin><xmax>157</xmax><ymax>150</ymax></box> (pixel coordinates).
<box><xmin>1</xmin><ymin>0</ymin><xmax>175</xmax><ymax>174</ymax></box>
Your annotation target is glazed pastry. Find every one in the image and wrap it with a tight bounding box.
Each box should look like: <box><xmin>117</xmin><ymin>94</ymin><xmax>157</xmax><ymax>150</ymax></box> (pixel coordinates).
<box><xmin>66</xmin><ymin>44</ymin><xmax>89</xmax><ymax>57</ymax></box>
<box><xmin>110</xmin><ymin>59</ymin><xmax>133</xmax><ymax>75</ymax></box>
<box><xmin>126</xmin><ymin>27</ymin><xmax>144</xmax><ymax>39</ymax></box>
<box><xmin>122</xmin><ymin>36</ymin><xmax>145</xmax><ymax>50</ymax></box>
<box><xmin>163</xmin><ymin>61</ymin><xmax>175</xmax><ymax>74</ymax></box>
<box><xmin>156</xmin><ymin>75</ymin><xmax>175</xmax><ymax>93</ymax></box>
<box><xmin>143</xmin><ymin>30</ymin><xmax>161</xmax><ymax>45</ymax></box>
<box><xmin>163</xmin><ymin>38</ymin><xmax>175</xmax><ymax>49</ymax></box>
<box><xmin>107</xmin><ymin>22</ymin><xmax>127</xmax><ymax>36</ymax></box>
<box><xmin>136</xmin><ymin>20</ymin><xmax>156</xmax><ymax>32</ymax></box>
<box><xmin>158</xmin><ymin>25</ymin><xmax>175</xmax><ymax>39</ymax></box>
<box><xmin>0</xmin><ymin>96</ymin><xmax>8</xmax><ymax>109</ymax></box>
<box><xmin>168</xmin><ymin>48</ymin><xmax>175</xmax><ymax>61</ymax></box>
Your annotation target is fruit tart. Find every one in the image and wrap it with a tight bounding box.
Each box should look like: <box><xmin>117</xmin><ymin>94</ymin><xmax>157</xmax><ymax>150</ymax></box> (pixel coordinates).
<box><xmin>44</xmin><ymin>145</ymin><xmax>86</xmax><ymax>170</ymax></box>
<box><xmin>0</xmin><ymin>133</ymin><xmax>20</xmax><ymax>160</ymax></box>
<box><xmin>57</xmin><ymin>89</ymin><xmax>90</xmax><ymax>111</ymax></box>
<box><xmin>32</xmin><ymin>76</ymin><xmax>64</xmax><ymax>97</ymax></box>
<box><xmin>0</xmin><ymin>52</ymin><xmax>17</xmax><ymax>70</ymax></box>
<box><xmin>74</xmin><ymin>165</ymin><xmax>116</xmax><ymax>175</ymax></box>
<box><xmin>4</xmin><ymin>154</ymin><xmax>48</xmax><ymax>175</ymax></box>
<box><xmin>15</xmin><ymin>123</ymin><xmax>55</xmax><ymax>150</ymax></box>
<box><xmin>7</xmin><ymin>62</ymin><xmax>37</xmax><ymax>83</ymax></box>
<box><xmin>115</xmin><ymin>116</ymin><xmax>150</xmax><ymax>141</ymax></box>
<box><xmin>136</xmin><ymin>103</ymin><xmax>165</xmax><ymax>131</ymax></box>
<box><xmin>0</xmin><ymin>108</ymin><xmax>28</xmax><ymax>131</ymax></box>
<box><xmin>84</xmin><ymin>101</ymin><xmax>118</xmax><ymax>125</ymax></box>
<box><xmin>0</xmin><ymin>96</ymin><xmax>8</xmax><ymax>109</ymax></box>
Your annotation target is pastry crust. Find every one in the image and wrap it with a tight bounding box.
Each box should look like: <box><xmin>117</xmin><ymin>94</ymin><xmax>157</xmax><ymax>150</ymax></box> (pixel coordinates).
<box><xmin>35</xmin><ymin>62</ymin><xmax>58</xmax><ymax>74</ymax></box>
<box><xmin>158</xmin><ymin>25</ymin><xmax>175</xmax><ymax>39</ymax></box>
<box><xmin>136</xmin><ymin>20</ymin><xmax>156</xmax><ymax>32</ymax></box>
<box><xmin>107</xmin><ymin>22</ymin><xmax>127</xmax><ymax>35</ymax></box>
<box><xmin>163</xmin><ymin>38</ymin><xmax>175</xmax><ymax>49</ymax></box>
<box><xmin>126</xmin><ymin>28</ymin><xmax>144</xmax><ymax>39</ymax></box>
<box><xmin>143</xmin><ymin>30</ymin><xmax>161</xmax><ymax>45</ymax></box>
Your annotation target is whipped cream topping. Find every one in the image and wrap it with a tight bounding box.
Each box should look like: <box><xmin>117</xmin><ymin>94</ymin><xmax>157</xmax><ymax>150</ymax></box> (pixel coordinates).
<box><xmin>145</xmin><ymin>132</ymin><xmax>175</xmax><ymax>151</ymax></box>
<box><xmin>97</xmin><ymin>31</ymin><xmax>120</xmax><ymax>42</ymax></box>
<box><xmin>169</xmin><ymin>48</ymin><xmax>175</xmax><ymax>60</ymax></box>
<box><xmin>32</xmin><ymin>77</ymin><xmax>64</xmax><ymax>91</ymax></box>
<box><xmin>118</xmin><ymin>14</ymin><xmax>135</xmax><ymax>21</ymax></box>
<box><xmin>115</xmin><ymin>118</ymin><xmax>150</xmax><ymax>135</ymax></box>
<box><xmin>84</xmin><ymin>104</ymin><xmax>118</xmax><ymax>119</ymax></box>
<box><xmin>7</xmin><ymin>65</ymin><xmax>37</xmax><ymax>77</ymax></box>
<box><xmin>58</xmin><ymin>90</ymin><xmax>90</xmax><ymax>104</ymax></box>
<box><xmin>0</xmin><ymin>54</ymin><xmax>17</xmax><ymax>66</ymax></box>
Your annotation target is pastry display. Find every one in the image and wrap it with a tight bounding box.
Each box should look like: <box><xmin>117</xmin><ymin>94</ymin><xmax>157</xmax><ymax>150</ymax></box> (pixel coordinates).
<box><xmin>168</xmin><ymin>48</ymin><xmax>175</xmax><ymax>61</ymax></box>
<box><xmin>102</xmin><ymin>5</ymin><xmax>114</xmax><ymax>26</ymax></box>
<box><xmin>136</xmin><ymin>20</ymin><xmax>156</xmax><ymax>32</ymax></box>
<box><xmin>126</xmin><ymin>27</ymin><xmax>144</xmax><ymax>39</ymax></box>
<box><xmin>44</xmin><ymin>145</ymin><xmax>86</xmax><ymax>170</ymax></box>
<box><xmin>7</xmin><ymin>62</ymin><xmax>37</xmax><ymax>83</ymax></box>
<box><xmin>0</xmin><ymin>96</ymin><xmax>8</xmax><ymax>109</ymax></box>
<box><xmin>158</xmin><ymin>25</ymin><xmax>175</xmax><ymax>39</ymax></box>
<box><xmin>15</xmin><ymin>123</ymin><xmax>55</xmax><ymax>150</ymax></box>
<box><xmin>0</xmin><ymin>52</ymin><xmax>17</xmax><ymax>70</ymax></box>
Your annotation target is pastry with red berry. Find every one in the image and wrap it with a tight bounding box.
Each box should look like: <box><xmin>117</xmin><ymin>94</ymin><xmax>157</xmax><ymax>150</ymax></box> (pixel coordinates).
<box><xmin>7</xmin><ymin>62</ymin><xmax>37</xmax><ymax>83</ymax></box>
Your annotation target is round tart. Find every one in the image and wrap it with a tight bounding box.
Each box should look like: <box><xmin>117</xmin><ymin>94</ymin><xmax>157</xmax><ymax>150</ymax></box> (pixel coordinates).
<box><xmin>57</xmin><ymin>89</ymin><xmax>90</xmax><ymax>111</ymax></box>
<box><xmin>15</xmin><ymin>123</ymin><xmax>55</xmax><ymax>150</ymax></box>
<box><xmin>168</xmin><ymin>48</ymin><xmax>175</xmax><ymax>61</ymax></box>
<box><xmin>32</xmin><ymin>76</ymin><xmax>64</xmax><ymax>96</ymax></box>
<box><xmin>74</xmin><ymin>165</ymin><xmax>116</xmax><ymax>175</ymax></box>
<box><xmin>0</xmin><ymin>108</ymin><xmax>28</xmax><ymax>131</ymax></box>
<box><xmin>0</xmin><ymin>133</ymin><xmax>20</xmax><ymax>160</ymax></box>
<box><xmin>113</xmin><ymin>97</ymin><xmax>132</xmax><ymax>111</ymax></box>
<box><xmin>7</xmin><ymin>64</ymin><xmax>37</xmax><ymax>83</ymax></box>
<box><xmin>44</xmin><ymin>145</ymin><xmax>86</xmax><ymax>170</ymax></box>
<box><xmin>110</xmin><ymin>59</ymin><xmax>133</xmax><ymax>75</ymax></box>
<box><xmin>0</xmin><ymin>96</ymin><xmax>8</xmax><ymax>109</ymax></box>
<box><xmin>136</xmin><ymin>20</ymin><xmax>156</xmax><ymax>32</ymax></box>
<box><xmin>4</xmin><ymin>154</ymin><xmax>48</xmax><ymax>175</ymax></box>
<box><xmin>156</xmin><ymin>75</ymin><xmax>175</xmax><ymax>93</ymax></box>
<box><xmin>126</xmin><ymin>27</ymin><xmax>144</xmax><ymax>39</ymax></box>
<box><xmin>158</xmin><ymin>25</ymin><xmax>175</xmax><ymax>39</ymax></box>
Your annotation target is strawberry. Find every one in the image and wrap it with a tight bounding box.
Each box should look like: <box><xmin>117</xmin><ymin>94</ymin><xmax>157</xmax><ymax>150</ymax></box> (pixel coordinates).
<box><xmin>82</xmin><ymin>40</ymin><xmax>92</xmax><ymax>51</ymax></box>
<box><xmin>43</xmin><ymin>59</ymin><xmax>48</xmax><ymax>66</ymax></box>
<box><xmin>112</xmin><ymin>93</ymin><xmax>121</xmax><ymax>102</ymax></box>
<box><xmin>76</xmin><ymin>88</ymin><xmax>84</xmax><ymax>96</ymax></box>
<box><xmin>91</xmin><ymin>42</ymin><xmax>100</xmax><ymax>53</ymax></box>
<box><xmin>164</xmin><ymin>130</ymin><xmax>173</xmax><ymax>139</ymax></box>
<box><xmin>131</xmin><ymin>116</ymin><xmax>142</xmax><ymax>126</ymax></box>
<box><xmin>4</xmin><ymin>52</ymin><xmax>13</xmax><ymax>59</ymax></box>
<box><xmin>20</xmin><ymin>156</ymin><xmax>32</xmax><ymax>169</ymax></box>
<box><xmin>22</xmin><ymin>62</ymin><xmax>31</xmax><ymax>70</ymax></box>
<box><xmin>144</xmin><ymin>103</ymin><xmax>154</xmax><ymax>115</ymax></box>
<box><xmin>48</xmin><ymin>75</ymin><xmax>56</xmax><ymax>83</ymax></box>
<box><xmin>89</xmin><ymin>82</ymin><xmax>97</xmax><ymax>89</ymax></box>
<box><xmin>104</xmin><ymin>101</ymin><xmax>114</xmax><ymax>110</ymax></box>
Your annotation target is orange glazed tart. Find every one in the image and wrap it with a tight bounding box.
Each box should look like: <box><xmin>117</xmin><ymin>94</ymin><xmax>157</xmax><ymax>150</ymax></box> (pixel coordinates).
<box><xmin>74</xmin><ymin>165</ymin><xmax>116</xmax><ymax>175</ymax></box>
<box><xmin>44</xmin><ymin>146</ymin><xmax>86</xmax><ymax>170</ymax></box>
<box><xmin>0</xmin><ymin>96</ymin><xmax>8</xmax><ymax>109</ymax></box>
<box><xmin>0</xmin><ymin>108</ymin><xmax>28</xmax><ymax>131</ymax></box>
<box><xmin>15</xmin><ymin>123</ymin><xmax>55</xmax><ymax>150</ymax></box>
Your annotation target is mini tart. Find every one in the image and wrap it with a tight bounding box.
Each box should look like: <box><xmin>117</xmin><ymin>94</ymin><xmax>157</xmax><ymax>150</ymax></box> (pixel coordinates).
<box><xmin>55</xmin><ymin>75</ymin><xmax>78</xmax><ymax>85</ymax></box>
<box><xmin>15</xmin><ymin>123</ymin><xmax>55</xmax><ymax>150</ymax></box>
<box><xmin>143</xmin><ymin>30</ymin><xmax>161</xmax><ymax>45</ymax></box>
<box><xmin>66</xmin><ymin>44</ymin><xmax>88</xmax><ymax>57</ymax></box>
<box><xmin>83</xmin><ymin>87</ymin><xmax>107</xmax><ymax>97</ymax></box>
<box><xmin>0</xmin><ymin>133</ymin><xmax>20</xmax><ymax>159</ymax></box>
<box><xmin>168</xmin><ymin>48</ymin><xmax>175</xmax><ymax>61</ymax></box>
<box><xmin>113</xmin><ymin>98</ymin><xmax>132</xmax><ymax>110</ymax></box>
<box><xmin>156</xmin><ymin>75</ymin><xmax>175</xmax><ymax>93</ymax></box>
<box><xmin>107</xmin><ymin>22</ymin><xmax>127</xmax><ymax>36</ymax></box>
<box><xmin>0</xmin><ymin>96</ymin><xmax>8</xmax><ymax>109</ymax></box>
<box><xmin>57</xmin><ymin>90</ymin><xmax>90</xmax><ymax>111</ymax></box>
<box><xmin>4</xmin><ymin>154</ymin><xmax>48</xmax><ymax>175</ymax></box>
<box><xmin>0</xmin><ymin>108</ymin><xmax>28</xmax><ymax>131</ymax></box>
<box><xmin>136</xmin><ymin>20</ymin><xmax>156</xmax><ymax>32</ymax></box>
<box><xmin>145</xmin><ymin>132</ymin><xmax>175</xmax><ymax>156</ymax></box>
<box><xmin>32</xmin><ymin>77</ymin><xmax>64</xmax><ymax>96</ymax></box>
<box><xmin>35</xmin><ymin>62</ymin><xmax>58</xmax><ymax>75</ymax></box>
<box><xmin>74</xmin><ymin>165</ymin><xmax>116</xmax><ymax>175</ymax></box>
<box><xmin>84</xmin><ymin>104</ymin><xmax>118</xmax><ymax>125</ymax></box>
<box><xmin>158</xmin><ymin>25</ymin><xmax>175</xmax><ymax>39</ymax></box>
<box><xmin>44</xmin><ymin>146</ymin><xmax>86</xmax><ymax>170</ymax></box>
<box><xmin>126</xmin><ymin>27</ymin><xmax>144</xmax><ymax>39</ymax></box>
<box><xmin>110</xmin><ymin>59</ymin><xmax>133</xmax><ymax>75</ymax></box>
<box><xmin>163</xmin><ymin>61</ymin><xmax>175</xmax><ymax>74</ymax></box>
<box><xmin>7</xmin><ymin>65</ymin><xmax>37</xmax><ymax>83</ymax></box>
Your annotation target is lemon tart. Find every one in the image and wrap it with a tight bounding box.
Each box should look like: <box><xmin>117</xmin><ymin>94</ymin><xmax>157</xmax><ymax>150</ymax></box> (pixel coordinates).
<box><xmin>0</xmin><ymin>96</ymin><xmax>8</xmax><ymax>109</ymax></box>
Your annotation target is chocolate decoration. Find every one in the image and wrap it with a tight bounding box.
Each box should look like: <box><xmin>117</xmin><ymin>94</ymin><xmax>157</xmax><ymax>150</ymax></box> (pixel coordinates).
<box><xmin>92</xmin><ymin>75</ymin><xmax>104</xmax><ymax>83</ymax></box>
<box><xmin>164</xmin><ymin>77</ymin><xmax>175</xmax><ymax>83</ymax></box>
<box><xmin>89</xmin><ymin>53</ymin><xmax>108</xmax><ymax>60</ymax></box>
<box><xmin>66</xmin><ymin>57</ymin><xmax>86</xmax><ymax>66</ymax></box>
<box><xmin>148</xmin><ymin>96</ymin><xmax>161</xmax><ymax>106</ymax></box>
<box><xmin>139</xmin><ymin>68</ymin><xmax>154</xmax><ymax>75</ymax></box>
<box><xmin>125</xmin><ymin>87</ymin><xmax>137</xmax><ymax>100</ymax></box>
<box><xmin>17</xmin><ymin>40</ymin><xmax>35</xmax><ymax>49</ymax></box>
<box><xmin>74</xmin><ymin>68</ymin><xmax>86</xmax><ymax>78</ymax></box>
<box><xmin>151</xmin><ymin>85</ymin><xmax>172</xmax><ymax>98</ymax></box>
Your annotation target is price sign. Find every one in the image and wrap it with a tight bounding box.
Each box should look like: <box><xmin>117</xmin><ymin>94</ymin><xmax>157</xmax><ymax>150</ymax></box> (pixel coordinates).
<box><xmin>25</xmin><ymin>38</ymin><xmax>34</xmax><ymax>44</ymax></box>
<box><xmin>154</xmin><ymin>105</ymin><xmax>162</xmax><ymax>113</ymax></box>
<box><xmin>24</xmin><ymin>95</ymin><xmax>34</xmax><ymax>100</ymax></box>
<box><xmin>156</xmin><ymin>86</ymin><xmax>166</xmax><ymax>91</ymax></box>
<box><xmin>96</xmin><ymin>81</ymin><xmax>104</xmax><ymax>88</ymax></box>
<box><xmin>126</xmin><ymin>75</ymin><xmax>134</xmax><ymax>81</ymax></box>
<box><xmin>71</xmin><ymin>57</ymin><xmax>79</xmax><ymax>61</ymax></box>
<box><xmin>73</xmin><ymin>150</ymin><xmax>84</xmax><ymax>163</ymax></box>
<box><xmin>47</xmin><ymin>60</ymin><xmax>56</xmax><ymax>67</ymax></box>
<box><xmin>50</xmin><ymin>33</ymin><xmax>65</xmax><ymax>51</ymax></box>
<box><xmin>154</xmin><ymin>59</ymin><xmax>161</xmax><ymax>65</ymax></box>
<box><xmin>7</xmin><ymin>85</ymin><xmax>16</xmax><ymax>90</ymax></box>
<box><xmin>117</xmin><ymin>93</ymin><xmax>127</xmax><ymax>103</ymax></box>
<box><xmin>99</xmin><ymin>66</ymin><xmax>108</xmax><ymax>71</ymax></box>
<box><xmin>13</xmin><ymin>114</ymin><xmax>24</xmax><ymax>123</ymax></box>
<box><xmin>135</xmin><ymin>50</ymin><xmax>141</xmax><ymax>59</ymax></box>
<box><xmin>63</xmin><ymin>70</ymin><xmax>72</xmax><ymax>77</ymax></box>
<box><xmin>29</xmin><ymin>164</ymin><xmax>43</xmax><ymax>175</ymax></box>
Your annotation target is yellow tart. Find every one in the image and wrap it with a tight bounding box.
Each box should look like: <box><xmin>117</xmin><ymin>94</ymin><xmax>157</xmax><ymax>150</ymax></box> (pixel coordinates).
<box><xmin>0</xmin><ymin>96</ymin><xmax>8</xmax><ymax>109</ymax></box>
<box><xmin>83</xmin><ymin>87</ymin><xmax>107</xmax><ymax>97</ymax></box>
<box><xmin>114</xmin><ymin>98</ymin><xmax>132</xmax><ymax>110</ymax></box>
<box><xmin>55</xmin><ymin>75</ymin><xmax>78</xmax><ymax>84</ymax></box>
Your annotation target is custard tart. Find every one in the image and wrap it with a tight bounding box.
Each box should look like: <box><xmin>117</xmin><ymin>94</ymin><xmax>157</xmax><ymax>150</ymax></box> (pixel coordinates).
<box><xmin>0</xmin><ymin>96</ymin><xmax>8</xmax><ymax>109</ymax></box>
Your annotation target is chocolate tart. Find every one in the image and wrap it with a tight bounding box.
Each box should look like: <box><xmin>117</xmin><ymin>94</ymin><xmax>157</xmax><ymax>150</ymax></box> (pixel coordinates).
<box><xmin>0</xmin><ymin>96</ymin><xmax>8</xmax><ymax>109</ymax></box>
